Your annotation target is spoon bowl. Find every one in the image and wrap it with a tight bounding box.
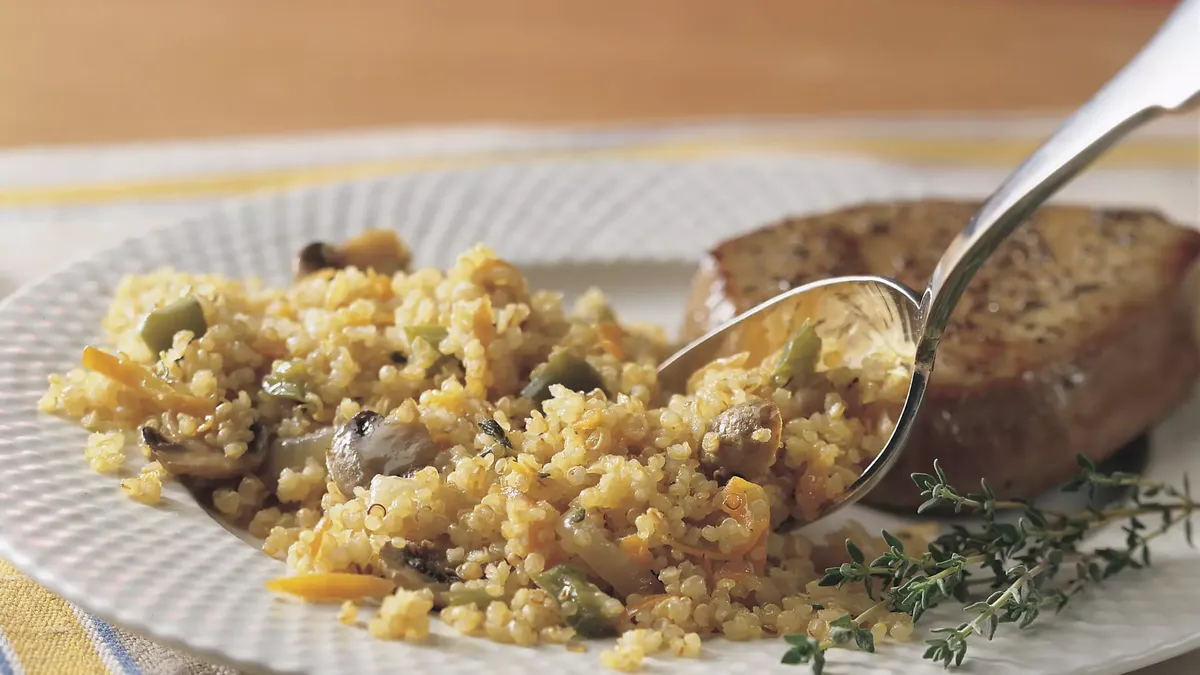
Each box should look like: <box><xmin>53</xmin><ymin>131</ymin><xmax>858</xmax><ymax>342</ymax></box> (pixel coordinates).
<box><xmin>658</xmin><ymin>275</ymin><xmax>926</xmax><ymax>521</ymax></box>
<box><xmin>657</xmin><ymin>0</ymin><xmax>1200</xmax><ymax>526</ymax></box>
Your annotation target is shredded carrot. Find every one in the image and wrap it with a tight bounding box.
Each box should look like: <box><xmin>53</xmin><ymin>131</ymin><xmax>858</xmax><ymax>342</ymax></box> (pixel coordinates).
<box><xmin>473</xmin><ymin>299</ymin><xmax>496</xmax><ymax>348</ymax></box>
<box><xmin>309</xmin><ymin>517</ymin><xmax>330</xmax><ymax>559</ymax></box>
<box><xmin>528</xmin><ymin>519</ymin><xmax>566</xmax><ymax>569</ymax></box>
<box><xmin>368</xmin><ymin>312</ymin><xmax>397</xmax><ymax>327</ymax></box>
<box><xmin>748</xmin><ymin>530</ymin><xmax>769</xmax><ymax>575</ymax></box>
<box><xmin>252</xmin><ymin>335</ymin><xmax>290</xmax><ymax>361</ymax></box>
<box><xmin>257</xmin><ymin>344</ymin><xmax>289</xmax><ymax>361</ymax></box>
<box><xmin>722</xmin><ymin>493</ymin><xmax>744</xmax><ymax>512</ymax></box>
<box><xmin>265</xmin><ymin>573</ymin><xmax>395</xmax><ymax>602</ymax></box>
<box><xmin>715</xmin><ymin>560</ymin><xmax>761</xmax><ymax>588</ymax></box>
<box><xmin>666</xmin><ymin>538</ymin><xmax>725</xmax><ymax>559</ymax></box>
<box><xmin>720</xmin><ymin>477</ymin><xmax>770</xmax><ymax>572</ymax></box>
<box><xmin>473</xmin><ymin>259</ymin><xmax>529</xmax><ymax>297</ymax></box>
<box><xmin>82</xmin><ymin>346</ymin><xmax>214</xmax><ymax>418</ymax></box>
<box><xmin>721</xmin><ymin>477</ymin><xmax>770</xmax><ymax>559</ymax></box>
<box><xmin>596</xmin><ymin>322</ymin><xmax>625</xmax><ymax>359</ymax></box>
<box><xmin>623</xmin><ymin>593</ymin><xmax>670</xmax><ymax>622</ymax></box>
<box><xmin>667</xmin><ymin>477</ymin><xmax>770</xmax><ymax>564</ymax></box>
<box><xmin>365</xmin><ymin>268</ymin><xmax>396</xmax><ymax>301</ymax></box>
<box><xmin>618</xmin><ymin>534</ymin><xmax>653</xmax><ymax>569</ymax></box>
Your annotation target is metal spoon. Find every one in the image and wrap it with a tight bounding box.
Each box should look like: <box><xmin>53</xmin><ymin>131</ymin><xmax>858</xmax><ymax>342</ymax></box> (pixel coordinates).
<box><xmin>657</xmin><ymin>0</ymin><xmax>1200</xmax><ymax>524</ymax></box>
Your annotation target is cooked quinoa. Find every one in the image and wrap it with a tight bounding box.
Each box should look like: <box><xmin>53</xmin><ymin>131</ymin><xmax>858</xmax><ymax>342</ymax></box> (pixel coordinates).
<box><xmin>40</xmin><ymin>230</ymin><xmax>919</xmax><ymax>670</ymax></box>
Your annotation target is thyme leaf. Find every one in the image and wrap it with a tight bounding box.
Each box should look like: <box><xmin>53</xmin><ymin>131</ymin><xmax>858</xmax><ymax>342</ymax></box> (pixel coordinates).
<box><xmin>782</xmin><ymin>453</ymin><xmax>1198</xmax><ymax>672</ymax></box>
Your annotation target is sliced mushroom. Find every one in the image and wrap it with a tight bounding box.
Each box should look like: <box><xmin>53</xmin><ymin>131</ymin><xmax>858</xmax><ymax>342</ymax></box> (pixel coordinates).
<box><xmin>379</xmin><ymin>541</ymin><xmax>481</xmax><ymax>609</ymax></box>
<box><xmin>380</xmin><ymin>541</ymin><xmax>458</xmax><ymax>586</ymax></box>
<box><xmin>700</xmin><ymin>399</ymin><xmax>783</xmax><ymax>482</ymax></box>
<box><xmin>327</xmin><ymin>410</ymin><xmax>440</xmax><ymax>497</ymax></box>
<box><xmin>296</xmin><ymin>229</ymin><xmax>412</xmax><ymax>278</ymax></box>
<box><xmin>140</xmin><ymin>424</ymin><xmax>269</xmax><ymax>480</ymax></box>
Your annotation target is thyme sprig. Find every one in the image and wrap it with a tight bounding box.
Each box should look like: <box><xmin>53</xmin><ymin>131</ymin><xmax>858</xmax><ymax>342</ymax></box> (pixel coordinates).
<box><xmin>781</xmin><ymin>602</ymin><xmax>885</xmax><ymax>670</ymax></box>
<box><xmin>781</xmin><ymin>454</ymin><xmax>1198</xmax><ymax>672</ymax></box>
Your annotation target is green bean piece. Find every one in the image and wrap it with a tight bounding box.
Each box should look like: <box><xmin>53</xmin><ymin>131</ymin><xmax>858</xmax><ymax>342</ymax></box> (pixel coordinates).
<box><xmin>261</xmin><ymin>360</ymin><xmax>308</xmax><ymax>402</ymax></box>
<box><xmin>404</xmin><ymin>326</ymin><xmax>449</xmax><ymax>347</ymax></box>
<box><xmin>403</xmin><ymin>326</ymin><xmax>461</xmax><ymax>376</ymax></box>
<box><xmin>443</xmin><ymin>586</ymin><xmax>500</xmax><ymax>609</ymax></box>
<box><xmin>769</xmin><ymin>320</ymin><xmax>822</xmax><ymax>389</ymax></box>
<box><xmin>139</xmin><ymin>296</ymin><xmax>207</xmax><ymax>356</ymax></box>
<box><xmin>521</xmin><ymin>351</ymin><xmax>606</xmax><ymax>406</ymax></box>
<box><xmin>533</xmin><ymin>564</ymin><xmax>620</xmax><ymax>639</ymax></box>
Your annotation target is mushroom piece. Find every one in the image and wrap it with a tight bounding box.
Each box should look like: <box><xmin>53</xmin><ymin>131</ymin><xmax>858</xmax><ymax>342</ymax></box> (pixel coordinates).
<box><xmin>378</xmin><ymin>541</ymin><xmax>496</xmax><ymax>609</ymax></box>
<box><xmin>700</xmin><ymin>399</ymin><xmax>783</xmax><ymax>482</ymax></box>
<box><xmin>140</xmin><ymin>424</ymin><xmax>270</xmax><ymax>480</ymax></box>
<box><xmin>379</xmin><ymin>541</ymin><xmax>458</xmax><ymax>589</ymax></box>
<box><xmin>296</xmin><ymin>229</ymin><xmax>412</xmax><ymax>279</ymax></box>
<box><xmin>326</xmin><ymin>410</ymin><xmax>440</xmax><ymax>497</ymax></box>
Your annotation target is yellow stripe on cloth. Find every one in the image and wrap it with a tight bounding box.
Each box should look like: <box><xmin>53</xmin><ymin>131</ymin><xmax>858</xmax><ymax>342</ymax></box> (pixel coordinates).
<box><xmin>0</xmin><ymin>135</ymin><xmax>1193</xmax><ymax>209</ymax></box>
<box><xmin>0</xmin><ymin>557</ymin><xmax>109</xmax><ymax>675</ymax></box>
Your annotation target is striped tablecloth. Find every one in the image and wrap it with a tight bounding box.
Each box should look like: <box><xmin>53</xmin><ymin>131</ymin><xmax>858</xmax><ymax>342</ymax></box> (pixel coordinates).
<box><xmin>0</xmin><ymin>115</ymin><xmax>1196</xmax><ymax>675</ymax></box>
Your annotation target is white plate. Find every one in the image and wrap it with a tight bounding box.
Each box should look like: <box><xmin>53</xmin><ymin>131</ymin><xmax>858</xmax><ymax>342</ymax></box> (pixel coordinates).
<box><xmin>0</xmin><ymin>156</ymin><xmax>1197</xmax><ymax>675</ymax></box>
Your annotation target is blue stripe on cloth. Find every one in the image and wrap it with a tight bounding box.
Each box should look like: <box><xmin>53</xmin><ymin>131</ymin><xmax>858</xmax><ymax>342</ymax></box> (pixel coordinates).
<box><xmin>91</xmin><ymin>617</ymin><xmax>141</xmax><ymax>675</ymax></box>
<box><xmin>0</xmin><ymin>633</ymin><xmax>15</xmax><ymax>675</ymax></box>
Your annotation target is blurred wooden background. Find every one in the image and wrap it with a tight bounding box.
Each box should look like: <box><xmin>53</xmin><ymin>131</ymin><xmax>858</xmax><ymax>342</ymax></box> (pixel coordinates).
<box><xmin>0</xmin><ymin>0</ymin><xmax>1175</xmax><ymax>148</ymax></box>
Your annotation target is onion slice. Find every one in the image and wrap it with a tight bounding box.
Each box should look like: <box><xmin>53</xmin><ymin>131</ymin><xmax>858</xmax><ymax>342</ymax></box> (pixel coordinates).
<box><xmin>555</xmin><ymin>509</ymin><xmax>663</xmax><ymax>599</ymax></box>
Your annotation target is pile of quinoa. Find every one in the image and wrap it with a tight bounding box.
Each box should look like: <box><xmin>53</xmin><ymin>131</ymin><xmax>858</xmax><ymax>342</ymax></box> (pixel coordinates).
<box><xmin>40</xmin><ymin>232</ymin><xmax>919</xmax><ymax>671</ymax></box>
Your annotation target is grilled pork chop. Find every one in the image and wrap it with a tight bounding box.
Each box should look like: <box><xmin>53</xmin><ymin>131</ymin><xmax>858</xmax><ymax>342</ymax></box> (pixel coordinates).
<box><xmin>681</xmin><ymin>200</ymin><xmax>1200</xmax><ymax>510</ymax></box>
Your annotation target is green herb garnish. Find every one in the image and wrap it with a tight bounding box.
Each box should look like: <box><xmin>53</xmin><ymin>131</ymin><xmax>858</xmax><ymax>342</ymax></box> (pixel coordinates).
<box><xmin>783</xmin><ymin>454</ymin><xmax>1198</xmax><ymax>671</ymax></box>
<box><xmin>478</xmin><ymin>418</ymin><xmax>512</xmax><ymax>459</ymax></box>
<box><xmin>478</xmin><ymin>418</ymin><xmax>512</xmax><ymax>449</ymax></box>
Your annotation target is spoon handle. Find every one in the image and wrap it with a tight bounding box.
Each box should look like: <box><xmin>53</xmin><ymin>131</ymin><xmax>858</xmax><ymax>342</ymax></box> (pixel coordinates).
<box><xmin>916</xmin><ymin>0</ymin><xmax>1200</xmax><ymax>367</ymax></box>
